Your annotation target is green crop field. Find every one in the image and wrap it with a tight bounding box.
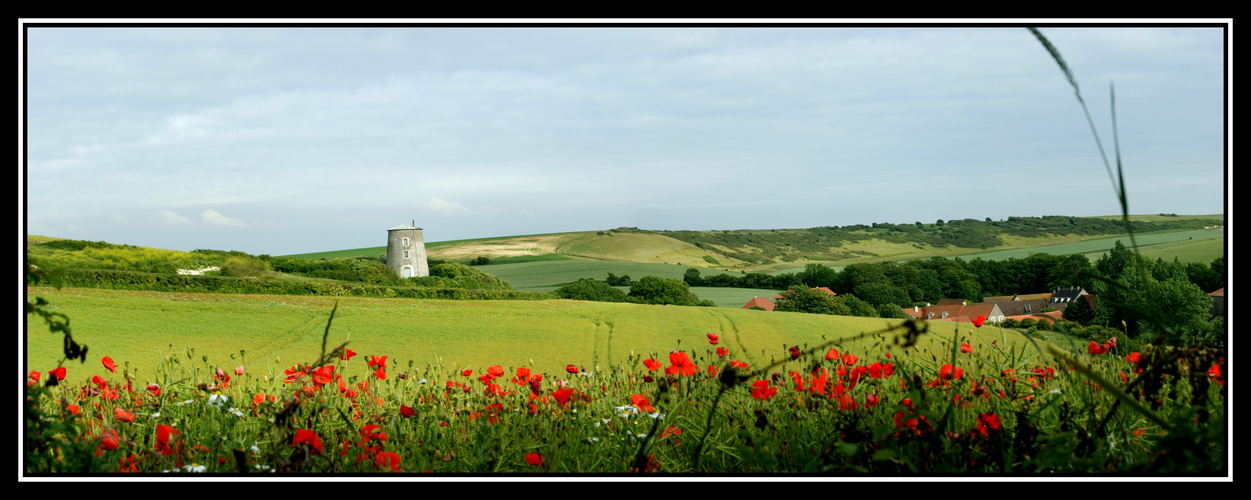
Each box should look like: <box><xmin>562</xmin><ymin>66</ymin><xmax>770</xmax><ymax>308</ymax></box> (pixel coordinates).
<box><xmin>26</xmin><ymin>287</ymin><xmax>1048</xmax><ymax>390</ymax></box>
<box><xmin>955</xmin><ymin>229</ymin><xmax>1224</xmax><ymax>264</ymax></box>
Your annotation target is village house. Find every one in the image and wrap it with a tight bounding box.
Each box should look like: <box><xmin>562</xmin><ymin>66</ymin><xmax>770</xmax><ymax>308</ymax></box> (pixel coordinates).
<box><xmin>741</xmin><ymin>296</ymin><xmax>776</xmax><ymax>311</ymax></box>
<box><xmin>1210</xmin><ymin>288</ymin><xmax>1224</xmax><ymax>318</ymax></box>
<box><xmin>901</xmin><ymin>302</ymin><xmax>1005</xmax><ymax>325</ymax></box>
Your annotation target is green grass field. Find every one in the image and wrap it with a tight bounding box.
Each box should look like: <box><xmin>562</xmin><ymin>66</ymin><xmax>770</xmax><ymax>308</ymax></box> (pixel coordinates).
<box><xmin>26</xmin><ymin>287</ymin><xmax>1051</xmax><ymax>391</ymax></box>
<box><xmin>955</xmin><ymin>229</ymin><xmax>1224</xmax><ymax>264</ymax></box>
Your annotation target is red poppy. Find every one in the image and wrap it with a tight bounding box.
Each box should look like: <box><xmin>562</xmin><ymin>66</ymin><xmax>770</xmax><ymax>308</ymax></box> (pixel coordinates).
<box><xmin>974</xmin><ymin>413</ymin><xmax>1001</xmax><ymax>437</ymax></box>
<box><xmin>360</xmin><ymin>424</ymin><xmax>388</xmax><ymax>443</ymax></box>
<box><xmin>400</xmin><ymin>404</ymin><xmax>416</xmax><ymax>418</ymax></box>
<box><xmin>866</xmin><ymin>361</ymin><xmax>895</xmax><ymax>379</ymax></box>
<box><xmin>643</xmin><ymin>358</ymin><xmax>661</xmax><ymax>371</ymax></box>
<box><xmin>462</xmin><ymin>368</ymin><xmax>474</xmax><ymax>376</ymax></box>
<box><xmin>730</xmin><ymin>360</ymin><xmax>749</xmax><ymax>371</ymax></box>
<box><xmin>707</xmin><ymin>364</ymin><xmax>718</xmax><ymax>376</ymax></box>
<box><xmin>960</xmin><ymin>343</ymin><xmax>973</xmax><ymax>353</ymax></box>
<box><xmin>1208</xmin><ymin>361</ymin><xmax>1224</xmax><ymax>386</ymax></box>
<box><xmin>1125</xmin><ymin>352</ymin><xmax>1140</xmax><ymax>364</ymax></box>
<box><xmin>707</xmin><ymin>333</ymin><xmax>719</xmax><ymax>345</ymax></box>
<box><xmin>525</xmin><ymin>452</ymin><xmax>544</xmax><ymax>467</ymax></box>
<box><xmin>97</xmin><ymin>429</ymin><xmax>120</xmax><ymax>452</ymax></box>
<box><xmin>666</xmin><ymin>351</ymin><xmax>698</xmax><ymax>377</ymax></box>
<box><xmin>825</xmin><ymin>348</ymin><xmax>840</xmax><ymax>361</ymax></box>
<box><xmin>114</xmin><ymin>408</ymin><xmax>134</xmax><ymax>423</ymax></box>
<box><xmin>367</xmin><ymin>355</ymin><xmax>388</xmax><ymax>369</ymax></box>
<box><xmin>340</xmin><ymin>348</ymin><xmax>357</xmax><ymax>361</ymax></box>
<box><xmin>487</xmin><ymin>365</ymin><xmax>505</xmax><ymax>378</ymax></box>
<box><xmin>1087</xmin><ymin>341</ymin><xmax>1109</xmax><ymax>355</ymax></box>
<box><xmin>312</xmin><ymin>365</ymin><xmax>336</xmax><ymax>386</ymax></box>
<box><xmin>565</xmin><ymin>364</ymin><xmax>579</xmax><ymax>374</ymax></box>
<box><xmin>155</xmin><ymin>424</ymin><xmax>180</xmax><ymax>457</ymax></box>
<box><xmin>146</xmin><ymin>383</ymin><xmax>160</xmax><ymax>397</ymax></box>
<box><xmin>865</xmin><ymin>393</ymin><xmax>880</xmax><ymax>408</ymax></box>
<box><xmin>630</xmin><ymin>394</ymin><xmax>655</xmax><ymax>413</ymax></box>
<box><xmin>92</xmin><ymin>374</ymin><xmax>107</xmax><ymax>388</ymax></box>
<box><xmin>375</xmin><ymin>451</ymin><xmax>402</xmax><ymax>472</ymax></box>
<box><xmin>374</xmin><ymin>366</ymin><xmax>387</xmax><ymax>380</ymax></box>
<box><xmin>972</xmin><ymin>315</ymin><xmax>986</xmax><ymax>328</ymax></box>
<box><xmin>253</xmin><ymin>392</ymin><xmax>266</xmax><ymax>406</ymax></box>
<box><xmin>293</xmin><ymin>429</ymin><xmax>325</xmax><ymax>454</ymax></box>
<box><xmin>750</xmin><ymin>380</ymin><xmax>777</xmax><ymax>401</ymax></box>
<box><xmin>49</xmin><ymin>366</ymin><xmax>66</xmax><ymax>382</ymax></box>
<box><xmin>939</xmin><ymin>364</ymin><xmax>963</xmax><ymax>380</ymax></box>
<box><xmin>789</xmin><ymin>346</ymin><xmax>801</xmax><ymax>360</ymax></box>
<box><xmin>842</xmin><ymin>353</ymin><xmax>858</xmax><ymax>366</ymax></box>
<box><xmin>716</xmin><ymin>346</ymin><xmax>728</xmax><ymax>358</ymax></box>
<box><xmin>552</xmin><ymin>388</ymin><xmax>575</xmax><ymax>406</ymax></box>
<box><xmin>102</xmin><ymin>356</ymin><xmax>118</xmax><ymax>373</ymax></box>
<box><xmin>28</xmin><ymin>370</ymin><xmax>41</xmax><ymax>383</ymax></box>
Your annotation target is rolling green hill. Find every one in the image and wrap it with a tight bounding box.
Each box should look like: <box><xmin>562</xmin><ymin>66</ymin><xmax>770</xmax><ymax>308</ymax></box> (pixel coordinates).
<box><xmin>280</xmin><ymin>214</ymin><xmax>1225</xmax><ymax>273</ymax></box>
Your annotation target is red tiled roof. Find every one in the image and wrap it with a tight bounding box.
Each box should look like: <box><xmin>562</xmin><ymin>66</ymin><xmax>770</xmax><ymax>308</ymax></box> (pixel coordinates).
<box><xmin>1211</xmin><ymin>288</ymin><xmax>1224</xmax><ymax>297</ymax></box>
<box><xmin>742</xmin><ymin>297</ymin><xmax>775</xmax><ymax>311</ymax></box>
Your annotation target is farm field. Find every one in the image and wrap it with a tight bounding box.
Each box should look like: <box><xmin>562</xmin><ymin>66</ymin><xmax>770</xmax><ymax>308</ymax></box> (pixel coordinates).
<box><xmin>27</xmin><ymin>285</ymin><xmax>1226</xmax><ymax>474</ymax></box>
<box><xmin>955</xmin><ymin>229</ymin><xmax>1225</xmax><ymax>264</ymax></box>
<box><xmin>27</xmin><ymin>286</ymin><xmax>1028</xmax><ymax>389</ymax></box>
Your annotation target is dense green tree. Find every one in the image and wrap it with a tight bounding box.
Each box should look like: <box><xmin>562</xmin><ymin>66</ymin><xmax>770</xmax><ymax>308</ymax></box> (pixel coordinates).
<box><xmin>682</xmin><ymin>268</ymin><xmax>703</xmax><ymax>286</ymax></box>
<box><xmin>1093</xmin><ymin>255</ymin><xmax>1216</xmax><ymax>343</ymax></box>
<box><xmin>1062</xmin><ymin>295</ymin><xmax>1095</xmax><ymax>324</ymax></box>
<box><xmin>1094</xmin><ymin>240</ymin><xmax>1134</xmax><ymax>280</ymax></box>
<box><xmin>555</xmin><ymin>278</ymin><xmax>630</xmax><ymax>303</ymax></box>
<box><xmin>628</xmin><ymin>276</ymin><xmax>703</xmax><ymax>306</ymax></box>
<box><xmin>841</xmin><ymin>293</ymin><xmax>879</xmax><ymax>318</ymax></box>
<box><xmin>797</xmin><ymin>263</ymin><xmax>839</xmax><ymax>289</ymax></box>
<box><xmin>1047</xmin><ymin>254</ymin><xmax>1095</xmax><ymax>291</ymax></box>
<box><xmin>775</xmin><ymin>286</ymin><xmax>845</xmax><ymax>315</ymax></box>
<box><xmin>853</xmin><ymin>281</ymin><xmax>912</xmax><ymax>308</ymax></box>
<box><xmin>876</xmin><ymin>303</ymin><xmax>909</xmax><ymax>319</ymax></box>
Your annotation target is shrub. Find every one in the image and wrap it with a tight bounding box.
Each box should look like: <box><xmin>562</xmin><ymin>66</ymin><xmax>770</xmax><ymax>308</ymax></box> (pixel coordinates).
<box><xmin>555</xmin><ymin>279</ymin><xmax>630</xmax><ymax>303</ymax></box>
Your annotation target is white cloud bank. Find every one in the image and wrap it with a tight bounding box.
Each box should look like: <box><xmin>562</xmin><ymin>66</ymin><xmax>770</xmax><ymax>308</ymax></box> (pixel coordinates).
<box><xmin>158</xmin><ymin>210</ymin><xmax>192</xmax><ymax>225</ymax></box>
<box><xmin>201</xmin><ymin>209</ymin><xmax>247</xmax><ymax>227</ymax></box>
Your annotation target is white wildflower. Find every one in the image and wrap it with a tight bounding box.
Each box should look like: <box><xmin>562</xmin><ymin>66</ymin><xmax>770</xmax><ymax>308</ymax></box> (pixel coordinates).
<box><xmin>228</xmin><ymin>407</ymin><xmax>245</xmax><ymax>418</ymax></box>
<box><xmin>207</xmin><ymin>393</ymin><xmax>228</xmax><ymax>408</ymax></box>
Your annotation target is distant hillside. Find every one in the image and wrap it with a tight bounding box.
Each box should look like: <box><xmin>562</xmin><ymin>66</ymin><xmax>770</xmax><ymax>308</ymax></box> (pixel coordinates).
<box><xmin>278</xmin><ymin>214</ymin><xmax>1224</xmax><ymax>272</ymax></box>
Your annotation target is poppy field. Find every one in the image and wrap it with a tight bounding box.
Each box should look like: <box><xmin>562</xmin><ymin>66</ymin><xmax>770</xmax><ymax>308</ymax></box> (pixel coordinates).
<box><xmin>24</xmin><ymin>287</ymin><xmax>1227</xmax><ymax>475</ymax></box>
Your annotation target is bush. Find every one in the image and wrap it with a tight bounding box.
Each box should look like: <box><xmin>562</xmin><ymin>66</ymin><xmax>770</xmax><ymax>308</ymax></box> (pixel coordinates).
<box><xmin>555</xmin><ymin>279</ymin><xmax>630</xmax><ymax>303</ymax></box>
<box><xmin>627</xmin><ymin>276</ymin><xmax>704</xmax><ymax>306</ymax></box>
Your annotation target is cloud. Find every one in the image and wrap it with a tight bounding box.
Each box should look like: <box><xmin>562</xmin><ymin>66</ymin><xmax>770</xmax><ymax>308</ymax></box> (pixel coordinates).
<box><xmin>158</xmin><ymin>210</ymin><xmax>192</xmax><ymax>225</ymax></box>
<box><xmin>419</xmin><ymin>198</ymin><xmax>472</xmax><ymax>216</ymax></box>
<box><xmin>201</xmin><ymin>209</ymin><xmax>247</xmax><ymax>227</ymax></box>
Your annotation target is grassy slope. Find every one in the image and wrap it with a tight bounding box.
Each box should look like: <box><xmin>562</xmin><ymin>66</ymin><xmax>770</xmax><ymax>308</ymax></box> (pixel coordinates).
<box><xmin>26</xmin><ymin>287</ymin><xmax>1050</xmax><ymax>386</ymax></box>
<box><xmin>278</xmin><ymin>215</ymin><xmax>1225</xmax><ymax>275</ymax></box>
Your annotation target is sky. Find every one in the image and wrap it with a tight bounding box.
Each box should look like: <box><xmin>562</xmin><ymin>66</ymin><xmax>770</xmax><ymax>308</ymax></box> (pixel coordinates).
<box><xmin>20</xmin><ymin>22</ymin><xmax>1230</xmax><ymax>257</ymax></box>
